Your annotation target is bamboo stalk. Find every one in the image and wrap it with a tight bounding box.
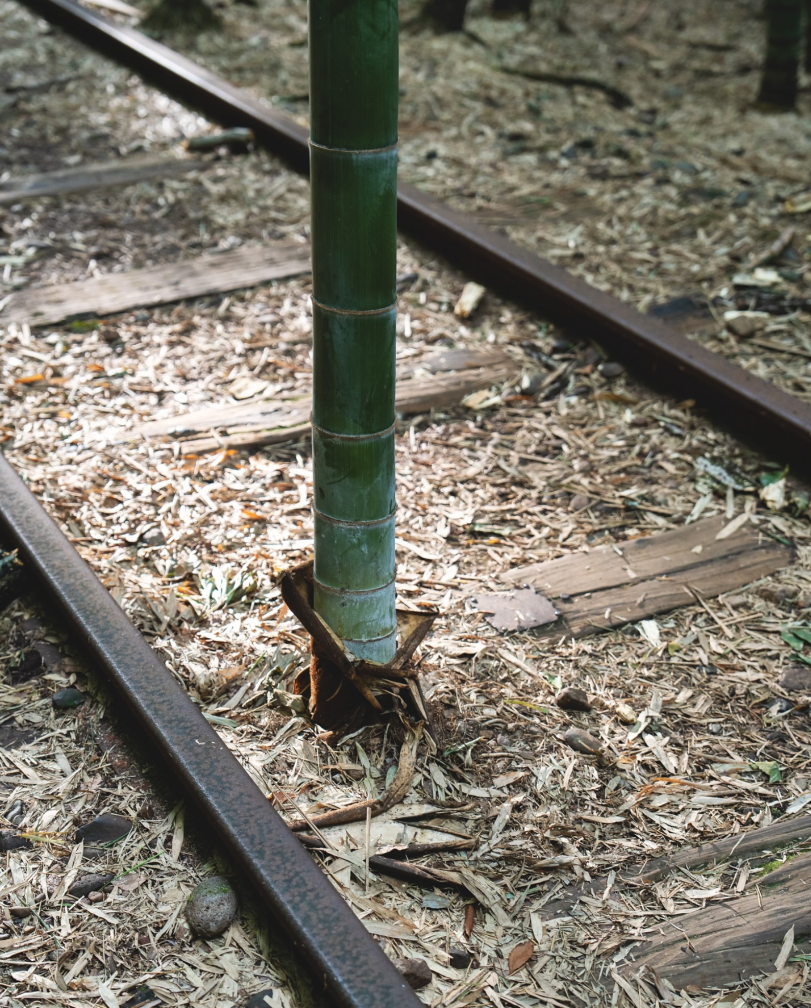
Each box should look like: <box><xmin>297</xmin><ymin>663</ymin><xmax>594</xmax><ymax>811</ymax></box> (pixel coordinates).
<box><xmin>309</xmin><ymin>0</ymin><xmax>399</xmax><ymax>662</ymax></box>
<box><xmin>756</xmin><ymin>0</ymin><xmax>803</xmax><ymax>111</ymax></box>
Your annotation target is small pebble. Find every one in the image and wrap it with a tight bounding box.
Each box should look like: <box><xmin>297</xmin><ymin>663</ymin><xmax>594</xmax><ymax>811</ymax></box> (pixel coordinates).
<box><xmin>768</xmin><ymin>697</ymin><xmax>794</xmax><ymax>715</ymax></box>
<box><xmin>449</xmin><ymin>947</ymin><xmax>472</xmax><ymax>969</ymax></box>
<box><xmin>185</xmin><ymin>876</ymin><xmax>238</xmax><ymax>938</ymax></box>
<box><xmin>141</xmin><ymin>527</ymin><xmax>166</xmax><ymax>547</ymax></box>
<box><xmin>708</xmin><ymin>722</ymin><xmax>723</xmax><ymax>735</ymax></box>
<box><xmin>69</xmin><ymin>873</ymin><xmax>115</xmax><ymax>898</ymax></box>
<box><xmin>393</xmin><ymin>957</ymin><xmax>433</xmax><ymax>990</ymax></box>
<box><xmin>598</xmin><ymin>361</ymin><xmax>625</xmax><ymax>379</ymax></box>
<box><xmin>9</xmin><ymin>906</ymin><xmax>33</xmax><ymax>918</ymax></box>
<box><xmin>5</xmin><ymin>800</ymin><xmax>25</xmax><ymax>826</ymax></box>
<box><xmin>52</xmin><ymin>687</ymin><xmax>86</xmax><ymax>710</ymax></box>
<box><xmin>519</xmin><ymin>371</ymin><xmax>545</xmax><ymax>396</ymax></box>
<box><xmin>569</xmin><ymin>494</ymin><xmax>591</xmax><ymax>512</ymax></box>
<box><xmin>563</xmin><ymin>727</ymin><xmax>602</xmax><ymax>755</ymax></box>
<box><xmin>555</xmin><ymin>686</ymin><xmax>592</xmax><ymax>712</ymax></box>
<box><xmin>779</xmin><ymin>664</ymin><xmax>811</xmax><ymax>693</ymax></box>
<box><xmin>726</xmin><ymin>315</ymin><xmax>763</xmax><ymax>339</ymax></box>
<box><xmin>614</xmin><ymin>702</ymin><xmax>637</xmax><ymax>725</ymax></box>
<box><xmin>122</xmin><ymin>985</ymin><xmax>161</xmax><ymax>1008</ymax></box>
<box><xmin>76</xmin><ymin>812</ymin><xmax>133</xmax><ymax>846</ymax></box>
<box><xmin>245</xmin><ymin>992</ymin><xmax>276</xmax><ymax>1008</ymax></box>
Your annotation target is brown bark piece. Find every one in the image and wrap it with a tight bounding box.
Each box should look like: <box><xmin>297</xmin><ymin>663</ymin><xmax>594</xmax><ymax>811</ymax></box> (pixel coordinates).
<box><xmin>3</xmin><ymin>242</ymin><xmax>311</xmax><ymax>327</ymax></box>
<box><xmin>502</xmin><ymin>515</ymin><xmax>794</xmax><ymax>637</ymax></box>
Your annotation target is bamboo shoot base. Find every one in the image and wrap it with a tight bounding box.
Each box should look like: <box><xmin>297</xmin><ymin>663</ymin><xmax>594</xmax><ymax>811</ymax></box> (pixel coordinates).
<box><xmin>280</xmin><ymin>560</ymin><xmax>437</xmax><ymax>741</ymax></box>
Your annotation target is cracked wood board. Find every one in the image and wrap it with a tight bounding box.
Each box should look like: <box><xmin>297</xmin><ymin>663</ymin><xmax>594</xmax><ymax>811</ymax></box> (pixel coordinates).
<box><xmin>540</xmin><ymin>815</ymin><xmax>811</xmax><ymax>925</ymax></box>
<box><xmin>0</xmin><ymin>154</ymin><xmax>204</xmax><ymax>208</ymax></box>
<box><xmin>1</xmin><ymin>241</ymin><xmax>312</xmax><ymax>327</ymax></box>
<box><xmin>502</xmin><ymin>514</ymin><xmax>794</xmax><ymax>637</ymax></box>
<box><xmin>620</xmin><ymin>852</ymin><xmax>811</xmax><ymax>989</ymax></box>
<box><xmin>127</xmin><ymin>348</ymin><xmax>515</xmax><ymax>454</ymax></box>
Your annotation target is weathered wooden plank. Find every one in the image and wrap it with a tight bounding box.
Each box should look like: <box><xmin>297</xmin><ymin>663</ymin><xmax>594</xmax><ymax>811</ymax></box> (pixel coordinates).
<box><xmin>541</xmin><ymin>815</ymin><xmax>811</xmax><ymax>925</ymax></box>
<box><xmin>505</xmin><ymin>515</ymin><xmax>770</xmax><ymax>595</ymax></box>
<box><xmin>2</xmin><ymin>241</ymin><xmax>312</xmax><ymax>327</ymax></box>
<box><xmin>391</xmin><ymin>361</ymin><xmax>513</xmax><ymax>415</ymax></box>
<box><xmin>133</xmin><ymin>395</ymin><xmax>311</xmax><ymax>440</ymax></box>
<box><xmin>562</xmin><ymin>537</ymin><xmax>792</xmax><ymax>636</ymax></box>
<box><xmin>0</xmin><ymin>155</ymin><xmax>203</xmax><ymax>207</ymax></box>
<box><xmin>503</xmin><ymin>515</ymin><xmax>794</xmax><ymax>637</ymax></box>
<box><xmin>131</xmin><ymin>348</ymin><xmax>511</xmax><ymax>441</ymax></box>
<box><xmin>396</xmin><ymin>347</ymin><xmax>509</xmax><ymax>377</ymax></box>
<box><xmin>635</xmin><ymin>814</ymin><xmax>811</xmax><ymax>884</ymax></box>
<box><xmin>620</xmin><ymin>853</ymin><xmax>811</xmax><ymax>988</ymax></box>
<box><xmin>174</xmin><ymin>364</ymin><xmax>514</xmax><ymax>454</ymax></box>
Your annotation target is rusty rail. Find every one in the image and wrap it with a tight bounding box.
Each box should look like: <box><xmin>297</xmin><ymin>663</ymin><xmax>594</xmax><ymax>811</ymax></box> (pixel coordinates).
<box><xmin>14</xmin><ymin>0</ymin><xmax>811</xmax><ymax>474</ymax></box>
<box><xmin>0</xmin><ymin>453</ymin><xmax>420</xmax><ymax>1008</ymax></box>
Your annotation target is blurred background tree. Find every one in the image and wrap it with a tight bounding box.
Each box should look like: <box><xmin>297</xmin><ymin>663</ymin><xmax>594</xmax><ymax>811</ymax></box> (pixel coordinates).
<box><xmin>756</xmin><ymin>0</ymin><xmax>803</xmax><ymax>110</ymax></box>
<box><xmin>420</xmin><ymin>0</ymin><xmax>469</xmax><ymax>32</ymax></box>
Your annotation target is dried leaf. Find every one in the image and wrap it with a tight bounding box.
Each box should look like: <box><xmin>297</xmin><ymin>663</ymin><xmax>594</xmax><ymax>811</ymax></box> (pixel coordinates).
<box><xmin>508</xmin><ymin>940</ymin><xmax>535</xmax><ymax>974</ymax></box>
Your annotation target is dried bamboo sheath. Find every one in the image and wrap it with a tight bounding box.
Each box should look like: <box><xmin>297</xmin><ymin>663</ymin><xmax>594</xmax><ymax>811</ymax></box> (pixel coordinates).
<box><xmin>309</xmin><ymin>0</ymin><xmax>399</xmax><ymax>661</ymax></box>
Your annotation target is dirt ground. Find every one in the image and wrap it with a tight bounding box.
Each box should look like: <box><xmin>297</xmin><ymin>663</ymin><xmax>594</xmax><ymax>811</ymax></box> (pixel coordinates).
<box><xmin>1</xmin><ymin>0</ymin><xmax>811</xmax><ymax>1006</ymax></box>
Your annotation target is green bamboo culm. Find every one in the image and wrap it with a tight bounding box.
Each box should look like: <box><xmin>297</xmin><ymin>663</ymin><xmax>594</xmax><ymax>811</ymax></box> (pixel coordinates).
<box><xmin>756</xmin><ymin>0</ymin><xmax>803</xmax><ymax>110</ymax></box>
<box><xmin>309</xmin><ymin>0</ymin><xmax>399</xmax><ymax>663</ymax></box>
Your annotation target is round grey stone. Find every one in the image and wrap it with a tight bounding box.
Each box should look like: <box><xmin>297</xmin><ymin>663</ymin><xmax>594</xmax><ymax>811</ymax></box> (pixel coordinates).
<box><xmin>185</xmin><ymin>876</ymin><xmax>238</xmax><ymax>938</ymax></box>
<box><xmin>52</xmin><ymin>687</ymin><xmax>86</xmax><ymax>710</ymax></box>
<box><xmin>555</xmin><ymin>686</ymin><xmax>592</xmax><ymax>712</ymax></box>
<box><xmin>563</xmin><ymin>726</ymin><xmax>602</xmax><ymax>755</ymax></box>
<box><xmin>69</xmin><ymin>873</ymin><xmax>115</xmax><ymax>898</ymax></box>
<box><xmin>75</xmin><ymin>813</ymin><xmax>133</xmax><ymax>846</ymax></box>
<box><xmin>449</xmin><ymin>947</ymin><xmax>472</xmax><ymax>969</ymax></box>
<box><xmin>598</xmin><ymin>361</ymin><xmax>625</xmax><ymax>379</ymax></box>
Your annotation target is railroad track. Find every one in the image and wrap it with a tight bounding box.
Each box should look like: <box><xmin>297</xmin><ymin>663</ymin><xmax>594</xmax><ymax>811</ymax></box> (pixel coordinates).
<box><xmin>13</xmin><ymin>0</ymin><xmax>811</xmax><ymax>478</ymax></box>
<box><xmin>0</xmin><ymin>3</ymin><xmax>809</xmax><ymax>1005</ymax></box>
<box><xmin>0</xmin><ymin>455</ymin><xmax>421</xmax><ymax>1008</ymax></box>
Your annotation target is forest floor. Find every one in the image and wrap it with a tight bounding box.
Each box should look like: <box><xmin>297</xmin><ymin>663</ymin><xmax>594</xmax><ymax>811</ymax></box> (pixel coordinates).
<box><xmin>1</xmin><ymin>1</ymin><xmax>811</xmax><ymax>1007</ymax></box>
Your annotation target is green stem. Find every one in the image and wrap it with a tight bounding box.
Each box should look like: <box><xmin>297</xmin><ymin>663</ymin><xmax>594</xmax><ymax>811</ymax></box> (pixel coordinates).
<box><xmin>309</xmin><ymin>0</ymin><xmax>399</xmax><ymax>663</ymax></box>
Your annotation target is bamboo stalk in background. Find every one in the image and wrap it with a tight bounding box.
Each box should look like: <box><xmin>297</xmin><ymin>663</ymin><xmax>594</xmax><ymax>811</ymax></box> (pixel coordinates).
<box><xmin>308</xmin><ymin>0</ymin><xmax>399</xmax><ymax>662</ymax></box>
<box><xmin>756</xmin><ymin>0</ymin><xmax>803</xmax><ymax>110</ymax></box>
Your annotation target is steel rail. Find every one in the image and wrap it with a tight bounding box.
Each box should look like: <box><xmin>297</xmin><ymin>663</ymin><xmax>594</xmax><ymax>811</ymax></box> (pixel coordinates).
<box><xmin>0</xmin><ymin>453</ymin><xmax>420</xmax><ymax>1008</ymax></box>
<box><xmin>15</xmin><ymin>0</ymin><xmax>811</xmax><ymax>474</ymax></box>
